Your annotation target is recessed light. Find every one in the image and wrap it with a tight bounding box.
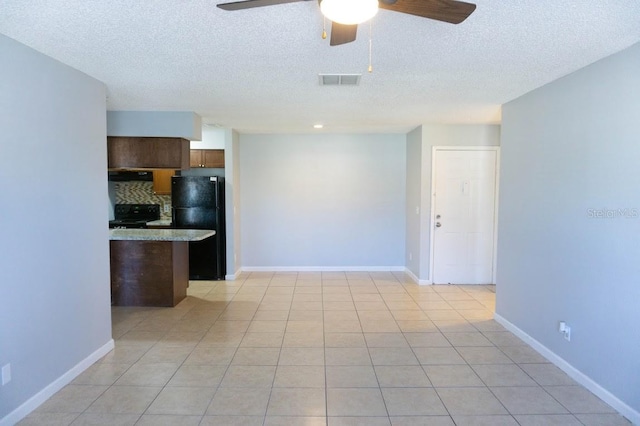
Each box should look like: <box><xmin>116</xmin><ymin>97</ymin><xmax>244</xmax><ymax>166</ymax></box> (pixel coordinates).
<box><xmin>313</xmin><ymin>124</ymin><xmax>323</xmax><ymax>129</ymax></box>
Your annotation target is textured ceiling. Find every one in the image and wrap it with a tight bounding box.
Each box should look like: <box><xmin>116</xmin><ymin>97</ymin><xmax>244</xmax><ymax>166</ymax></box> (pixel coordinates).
<box><xmin>1</xmin><ymin>0</ymin><xmax>639</xmax><ymax>133</ymax></box>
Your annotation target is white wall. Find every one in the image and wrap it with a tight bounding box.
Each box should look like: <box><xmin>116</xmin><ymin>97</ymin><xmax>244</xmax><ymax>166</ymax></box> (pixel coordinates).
<box><xmin>0</xmin><ymin>35</ymin><xmax>113</xmax><ymax>423</ymax></box>
<box><xmin>240</xmin><ymin>134</ymin><xmax>406</xmax><ymax>269</ymax></box>
<box><xmin>191</xmin><ymin>126</ymin><xmax>226</xmax><ymax>149</ymax></box>
<box><xmin>497</xmin><ymin>42</ymin><xmax>640</xmax><ymax>423</ymax></box>
<box><xmin>406</xmin><ymin>124</ymin><xmax>501</xmax><ymax>282</ymax></box>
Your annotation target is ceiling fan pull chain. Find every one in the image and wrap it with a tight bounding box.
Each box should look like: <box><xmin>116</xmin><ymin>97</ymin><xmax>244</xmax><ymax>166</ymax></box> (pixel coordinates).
<box><xmin>322</xmin><ymin>16</ymin><xmax>327</xmax><ymax>39</ymax></box>
<box><xmin>368</xmin><ymin>20</ymin><xmax>373</xmax><ymax>73</ymax></box>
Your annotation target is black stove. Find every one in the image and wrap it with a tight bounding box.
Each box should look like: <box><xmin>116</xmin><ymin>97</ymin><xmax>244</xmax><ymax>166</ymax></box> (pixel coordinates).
<box><xmin>109</xmin><ymin>204</ymin><xmax>161</xmax><ymax>229</ymax></box>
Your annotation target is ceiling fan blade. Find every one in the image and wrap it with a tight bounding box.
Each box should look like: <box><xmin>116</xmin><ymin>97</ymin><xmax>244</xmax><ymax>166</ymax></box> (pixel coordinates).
<box><xmin>217</xmin><ymin>0</ymin><xmax>306</xmax><ymax>11</ymax></box>
<box><xmin>330</xmin><ymin>23</ymin><xmax>358</xmax><ymax>46</ymax></box>
<box><xmin>379</xmin><ymin>0</ymin><xmax>476</xmax><ymax>24</ymax></box>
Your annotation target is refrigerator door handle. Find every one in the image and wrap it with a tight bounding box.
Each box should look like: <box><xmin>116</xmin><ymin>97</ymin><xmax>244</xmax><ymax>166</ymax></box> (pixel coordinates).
<box><xmin>208</xmin><ymin>177</ymin><xmax>219</xmax><ymax>209</ymax></box>
<box><xmin>214</xmin><ymin>181</ymin><xmax>219</xmax><ymax>210</ymax></box>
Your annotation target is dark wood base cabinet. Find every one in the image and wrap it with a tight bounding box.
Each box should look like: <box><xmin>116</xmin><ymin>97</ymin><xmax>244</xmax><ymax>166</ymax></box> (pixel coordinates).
<box><xmin>110</xmin><ymin>240</ymin><xmax>189</xmax><ymax>307</ymax></box>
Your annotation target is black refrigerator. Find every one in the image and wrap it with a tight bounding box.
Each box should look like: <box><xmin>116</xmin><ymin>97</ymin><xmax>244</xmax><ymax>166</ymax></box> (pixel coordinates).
<box><xmin>171</xmin><ymin>176</ymin><xmax>226</xmax><ymax>280</ymax></box>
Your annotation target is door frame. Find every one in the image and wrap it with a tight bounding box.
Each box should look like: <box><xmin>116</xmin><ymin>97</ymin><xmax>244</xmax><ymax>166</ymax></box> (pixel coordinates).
<box><xmin>428</xmin><ymin>146</ymin><xmax>501</xmax><ymax>284</ymax></box>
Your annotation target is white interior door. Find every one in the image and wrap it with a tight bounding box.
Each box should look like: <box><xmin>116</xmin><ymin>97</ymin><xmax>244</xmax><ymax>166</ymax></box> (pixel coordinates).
<box><xmin>432</xmin><ymin>148</ymin><xmax>498</xmax><ymax>284</ymax></box>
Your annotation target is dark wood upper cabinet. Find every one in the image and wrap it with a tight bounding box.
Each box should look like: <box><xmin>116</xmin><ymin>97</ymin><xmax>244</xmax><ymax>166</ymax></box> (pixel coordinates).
<box><xmin>190</xmin><ymin>149</ymin><xmax>225</xmax><ymax>168</ymax></box>
<box><xmin>108</xmin><ymin>137</ymin><xmax>190</xmax><ymax>169</ymax></box>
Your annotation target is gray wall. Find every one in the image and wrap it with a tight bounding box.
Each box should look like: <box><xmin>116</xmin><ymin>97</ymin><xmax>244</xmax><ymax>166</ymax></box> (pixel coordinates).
<box><xmin>405</xmin><ymin>127</ymin><xmax>423</xmax><ymax>277</ymax></box>
<box><xmin>0</xmin><ymin>35</ymin><xmax>112</xmax><ymax>422</ymax></box>
<box><xmin>239</xmin><ymin>133</ymin><xmax>406</xmax><ymax>269</ymax></box>
<box><xmin>497</xmin><ymin>42</ymin><xmax>640</xmax><ymax>421</ymax></box>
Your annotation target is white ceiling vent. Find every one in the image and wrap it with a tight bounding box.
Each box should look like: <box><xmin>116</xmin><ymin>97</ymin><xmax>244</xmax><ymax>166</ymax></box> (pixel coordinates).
<box><xmin>319</xmin><ymin>74</ymin><xmax>362</xmax><ymax>86</ymax></box>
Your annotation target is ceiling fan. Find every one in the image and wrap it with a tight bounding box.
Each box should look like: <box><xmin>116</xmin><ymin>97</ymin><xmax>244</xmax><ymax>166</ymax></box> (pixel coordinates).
<box><xmin>216</xmin><ymin>0</ymin><xmax>476</xmax><ymax>46</ymax></box>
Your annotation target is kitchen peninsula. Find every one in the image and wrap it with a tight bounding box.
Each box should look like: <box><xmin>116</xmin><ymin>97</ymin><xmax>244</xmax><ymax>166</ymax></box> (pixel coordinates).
<box><xmin>109</xmin><ymin>229</ymin><xmax>215</xmax><ymax>307</ymax></box>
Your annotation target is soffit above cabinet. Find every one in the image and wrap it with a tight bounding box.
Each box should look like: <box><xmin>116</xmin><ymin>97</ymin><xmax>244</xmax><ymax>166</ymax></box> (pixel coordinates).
<box><xmin>107</xmin><ymin>111</ymin><xmax>202</xmax><ymax>141</ymax></box>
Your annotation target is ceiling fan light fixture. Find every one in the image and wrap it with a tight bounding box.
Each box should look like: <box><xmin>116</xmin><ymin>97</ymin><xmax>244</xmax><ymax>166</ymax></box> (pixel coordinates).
<box><xmin>320</xmin><ymin>0</ymin><xmax>379</xmax><ymax>25</ymax></box>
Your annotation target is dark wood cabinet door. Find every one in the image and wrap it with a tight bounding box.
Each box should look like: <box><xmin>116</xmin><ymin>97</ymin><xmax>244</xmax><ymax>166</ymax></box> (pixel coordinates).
<box><xmin>204</xmin><ymin>149</ymin><xmax>225</xmax><ymax>168</ymax></box>
<box><xmin>190</xmin><ymin>149</ymin><xmax>204</xmax><ymax>168</ymax></box>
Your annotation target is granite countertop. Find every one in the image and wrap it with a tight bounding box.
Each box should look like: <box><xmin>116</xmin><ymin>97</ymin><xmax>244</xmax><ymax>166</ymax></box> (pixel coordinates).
<box><xmin>109</xmin><ymin>229</ymin><xmax>215</xmax><ymax>242</ymax></box>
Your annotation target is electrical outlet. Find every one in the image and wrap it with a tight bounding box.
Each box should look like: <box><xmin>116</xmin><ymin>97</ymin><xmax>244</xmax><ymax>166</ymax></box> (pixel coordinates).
<box><xmin>2</xmin><ymin>364</ymin><xmax>11</xmax><ymax>385</ymax></box>
<box><xmin>558</xmin><ymin>321</ymin><xmax>571</xmax><ymax>341</ymax></box>
<box><xmin>164</xmin><ymin>204</ymin><xmax>171</xmax><ymax>213</ymax></box>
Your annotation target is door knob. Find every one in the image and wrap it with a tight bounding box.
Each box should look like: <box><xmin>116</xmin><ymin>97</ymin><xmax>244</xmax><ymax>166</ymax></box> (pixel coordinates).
<box><xmin>436</xmin><ymin>222</ymin><xmax>442</xmax><ymax>227</ymax></box>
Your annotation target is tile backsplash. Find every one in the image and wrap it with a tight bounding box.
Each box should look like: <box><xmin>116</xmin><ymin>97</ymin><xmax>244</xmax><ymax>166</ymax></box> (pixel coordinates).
<box><xmin>114</xmin><ymin>181</ymin><xmax>171</xmax><ymax>219</ymax></box>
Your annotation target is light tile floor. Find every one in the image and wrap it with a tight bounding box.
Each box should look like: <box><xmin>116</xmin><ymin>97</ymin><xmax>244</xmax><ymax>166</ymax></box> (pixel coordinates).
<box><xmin>20</xmin><ymin>271</ymin><xmax>631</xmax><ymax>425</ymax></box>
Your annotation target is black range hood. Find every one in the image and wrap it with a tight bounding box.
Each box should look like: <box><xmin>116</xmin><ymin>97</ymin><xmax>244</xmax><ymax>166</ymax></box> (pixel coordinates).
<box><xmin>108</xmin><ymin>171</ymin><xmax>154</xmax><ymax>182</ymax></box>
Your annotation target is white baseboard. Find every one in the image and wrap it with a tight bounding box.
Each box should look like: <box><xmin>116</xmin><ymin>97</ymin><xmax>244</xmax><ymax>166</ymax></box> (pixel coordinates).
<box><xmin>404</xmin><ymin>268</ymin><xmax>432</xmax><ymax>285</ymax></box>
<box><xmin>241</xmin><ymin>266</ymin><xmax>406</xmax><ymax>272</ymax></box>
<box><xmin>225</xmin><ymin>268</ymin><xmax>242</xmax><ymax>280</ymax></box>
<box><xmin>0</xmin><ymin>339</ymin><xmax>115</xmax><ymax>426</ymax></box>
<box><xmin>494</xmin><ymin>314</ymin><xmax>639</xmax><ymax>425</ymax></box>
